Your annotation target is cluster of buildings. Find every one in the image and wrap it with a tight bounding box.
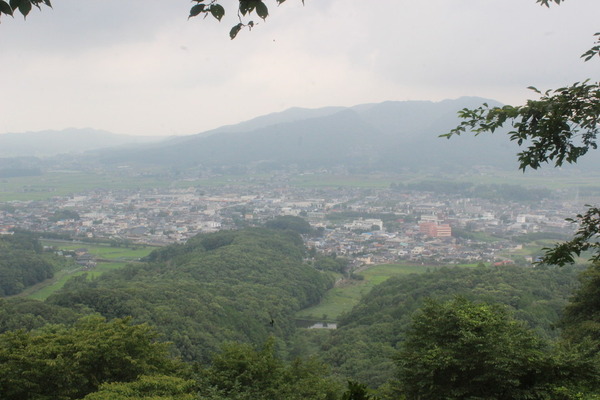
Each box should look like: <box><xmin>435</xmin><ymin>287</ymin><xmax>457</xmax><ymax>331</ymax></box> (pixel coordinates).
<box><xmin>0</xmin><ymin>177</ymin><xmax>583</xmax><ymax>266</ymax></box>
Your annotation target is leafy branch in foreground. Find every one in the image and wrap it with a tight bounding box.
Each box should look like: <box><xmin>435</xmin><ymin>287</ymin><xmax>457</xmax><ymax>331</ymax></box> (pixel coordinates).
<box><xmin>582</xmin><ymin>32</ymin><xmax>600</xmax><ymax>62</ymax></box>
<box><xmin>444</xmin><ymin>3</ymin><xmax>600</xmax><ymax>267</ymax></box>
<box><xmin>0</xmin><ymin>0</ymin><xmax>51</xmax><ymax>20</ymax></box>
<box><xmin>442</xmin><ymin>81</ymin><xmax>600</xmax><ymax>171</ymax></box>
<box><xmin>444</xmin><ymin>81</ymin><xmax>600</xmax><ymax>265</ymax></box>
<box><xmin>188</xmin><ymin>0</ymin><xmax>303</xmax><ymax>39</ymax></box>
<box><xmin>540</xmin><ymin>206</ymin><xmax>600</xmax><ymax>266</ymax></box>
<box><xmin>536</xmin><ymin>0</ymin><xmax>563</xmax><ymax>6</ymax></box>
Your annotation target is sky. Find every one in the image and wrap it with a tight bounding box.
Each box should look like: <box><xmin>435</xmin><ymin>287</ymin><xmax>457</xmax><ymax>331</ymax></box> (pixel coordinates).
<box><xmin>0</xmin><ymin>0</ymin><xmax>598</xmax><ymax>137</ymax></box>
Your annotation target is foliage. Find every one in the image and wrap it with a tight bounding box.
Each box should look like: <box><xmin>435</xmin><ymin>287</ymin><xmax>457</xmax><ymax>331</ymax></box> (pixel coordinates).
<box><xmin>188</xmin><ymin>0</ymin><xmax>303</xmax><ymax>39</ymax></box>
<box><xmin>541</xmin><ymin>206</ymin><xmax>600</xmax><ymax>266</ymax></box>
<box><xmin>312</xmin><ymin>253</ymin><xmax>347</xmax><ymax>273</ymax></box>
<box><xmin>198</xmin><ymin>337</ymin><xmax>341</xmax><ymax>400</ymax></box>
<box><xmin>0</xmin><ymin>0</ymin><xmax>51</xmax><ymax>21</ymax></box>
<box><xmin>581</xmin><ymin>32</ymin><xmax>600</xmax><ymax>62</ymax></box>
<box><xmin>396</xmin><ymin>297</ymin><xmax>557</xmax><ymax>399</ymax></box>
<box><xmin>83</xmin><ymin>375</ymin><xmax>198</xmax><ymax>400</ymax></box>
<box><xmin>0</xmin><ymin>0</ymin><xmax>301</xmax><ymax>40</ymax></box>
<box><xmin>0</xmin><ymin>232</ymin><xmax>55</xmax><ymax>296</ymax></box>
<box><xmin>0</xmin><ymin>315</ymin><xmax>179</xmax><ymax>400</ymax></box>
<box><xmin>537</xmin><ymin>0</ymin><xmax>563</xmax><ymax>7</ymax></box>
<box><xmin>46</xmin><ymin>228</ymin><xmax>333</xmax><ymax>362</ymax></box>
<box><xmin>444</xmin><ymin>81</ymin><xmax>600</xmax><ymax>171</ymax></box>
<box><xmin>48</xmin><ymin>209</ymin><xmax>80</xmax><ymax>222</ymax></box>
<box><xmin>0</xmin><ymin>298</ymin><xmax>80</xmax><ymax>333</ymax></box>
<box><xmin>445</xmin><ymin>1</ymin><xmax>599</xmax><ymax>266</ymax></box>
<box><xmin>322</xmin><ymin>265</ymin><xmax>581</xmax><ymax>388</ymax></box>
<box><xmin>265</xmin><ymin>215</ymin><xmax>313</xmax><ymax>235</ymax></box>
<box><xmin>561</xmin><ymin>263</ymin><xmax>600</xmax><ymax>344</ymax></box>
<box><xmin>341</xmin><ymin>381</ymin><xmax>376</xmax><ymax>400</ymax></box>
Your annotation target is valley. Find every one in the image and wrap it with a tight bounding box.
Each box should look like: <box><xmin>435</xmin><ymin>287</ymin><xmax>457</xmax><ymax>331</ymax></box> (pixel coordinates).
<box><xmin>0</xmin><ymin>100</ymin><xmax>599</xmax><ymax>398</ymax></box>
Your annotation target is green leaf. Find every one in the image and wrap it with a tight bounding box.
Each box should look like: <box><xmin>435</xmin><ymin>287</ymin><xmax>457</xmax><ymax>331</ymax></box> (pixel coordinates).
<box><xmin>239</xmin><ymin>0</ymin><xmax>250</xmax><ymax>16</ymax></box>
<box><xmin>255</xmin><ymin>0</ymin><xmax>268</xmax><ymax>20</ymax></box>
<box><xmin>0</xmin><ymin>0</ymin><xmax>13</xmax><ymax>15</ymax></box>
<box><xmin>230</xmin><ymin>23</ymin><xmax>243</xmax><ymax>40</ymax></box>
<box><xmin>17</xmin><ymin>0</ymin><xmax>31</xmax><ymax>17</ymax></box>
<box><xmin>188</xmin><ymin>3</ymin><xmax>205</xmax><ymax>19</ymax></box>
<box><xmin>210</xmin><ymin>3</ymin><xmax>224</xmax><ymax>21</ymax></box>
<box><xmin>9</xmin><ymin>0</ymin><xmax>21</xmax><ymax>11</ymax></box>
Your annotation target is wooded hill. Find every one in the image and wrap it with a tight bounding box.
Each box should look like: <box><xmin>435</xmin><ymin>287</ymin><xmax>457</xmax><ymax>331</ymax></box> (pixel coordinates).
<box><xmin>1</xmin><ymin>228</ymin><xmax>599</xmax><ymax>399</ymax></box>
<box><xmin>42</xmin><ymin>228</ymin><xmax>333</xmax><ymax>362</ymax></box>
<box><xmin>320</xmin><ymin>264</ymin><xmax>584</xmax><ymax>388</ymax></box>
<box><xmin>0</xmin><ymin>231</ymin><xmax>56</xmax><ymax>296</ymax></box>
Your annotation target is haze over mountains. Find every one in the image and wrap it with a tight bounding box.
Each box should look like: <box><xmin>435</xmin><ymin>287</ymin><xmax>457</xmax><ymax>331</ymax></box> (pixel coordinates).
<box><xmin>0</xmin><ymin>128</ymin><xmax>162</xmax><ymax>158</ymax></box>
<box><xmin>0</xmin><ymin>98</ymin><xmax>540</xmax><ymax>172</ymax></box>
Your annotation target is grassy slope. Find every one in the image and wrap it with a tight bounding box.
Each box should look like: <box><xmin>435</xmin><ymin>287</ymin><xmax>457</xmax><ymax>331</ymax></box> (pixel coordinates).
<box><xmin>21</xmin><ymin>241</ymin><xmax>156</xmax><ymax>300</ymax></box>
<box><xmin>296</xmin><ymin>263</ymin><xmax>477</xmax><ymax>321</ymax></box>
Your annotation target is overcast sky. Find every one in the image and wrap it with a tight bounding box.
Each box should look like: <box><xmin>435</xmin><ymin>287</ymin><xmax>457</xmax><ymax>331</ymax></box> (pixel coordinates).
<box><xmin>0</xmin><ymin>0</ymin><xmax>597</xmax><ymax>136</ymax></box>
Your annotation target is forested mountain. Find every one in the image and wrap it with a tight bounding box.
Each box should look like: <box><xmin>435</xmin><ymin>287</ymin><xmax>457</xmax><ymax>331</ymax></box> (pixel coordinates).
<box><xmin>0</xmin><ymin>226</ymin><xmax>599</xmax><ymax>398</ymax></box>
<box><xmin>6</xmin><ymin>98</ymin><xmax>598</xmax><ymax>173</ymax></box>
<box><xmin>321</xmin><ymin>265</ymin><xmax>583</xmax><ymax>388</ymax></box>
<box><xmin>93</xmin><ymin>98</ymin><xmax>526</xmax><ymax>172</ymax></box>
<box><xmin>44</xmin><ymin>228</ymin><xmax>334</xmax><ymax>362</ymax></box>
<box><xmin>4</xmin><ymin>98</ymin><xmax>600</xmax><ymax>173</ymax></box>
<box><xmin>0</xmin><ymin>232</ymin><xmax>56</xmax><ymax>296</ymax></box>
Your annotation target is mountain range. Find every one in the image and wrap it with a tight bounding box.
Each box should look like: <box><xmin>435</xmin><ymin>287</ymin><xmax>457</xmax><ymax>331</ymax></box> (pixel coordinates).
<box><xmin>0</xmin><ymin>98</ymin><xmax>548</xmax><ymax>172</ymax></box>
<box><xmin>0</xmin><ymin>128</ymin><xmax>162</xmax><ymax>158</ymax></box>
<box><xmin>95</xmin><ymin>97</ymin><xmax>526</xmax><ymax>172</ymax></box>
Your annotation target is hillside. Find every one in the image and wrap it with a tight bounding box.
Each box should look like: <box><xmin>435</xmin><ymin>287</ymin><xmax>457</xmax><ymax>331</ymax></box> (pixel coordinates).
<box><xmin>94</xmin><ymin>97</ymin><xmax>524</xmax><ymax>172</ymax></box>
<box><xmin>43</xmin><ymin>228</ymin><xmax>334</xmax><ymax>362</ymax></box>
<box><xmin>3</xmin><ymin>99</ymin><xmax>600</xmax><ymax>173</ymax></box>
<box><xmin>0</xmin><ymin>230</ymin><xmax>598</xmax><ymax>398</ymax></box>
<box><xmin>0</xmin><ymin>128</ymin><xmax>162</xmax><ymax>157</ymax></box>
<box><xmin>320</xmin><ymin>264</ymin><xmax>583</xmax><ymax>387</ymax></box>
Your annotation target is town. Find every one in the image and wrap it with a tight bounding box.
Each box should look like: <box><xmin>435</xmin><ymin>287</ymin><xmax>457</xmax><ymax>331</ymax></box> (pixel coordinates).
<box><xmin>0</xmin><ymin>175</ymin><xmax>581</xmax><ymax>268</ymax></box>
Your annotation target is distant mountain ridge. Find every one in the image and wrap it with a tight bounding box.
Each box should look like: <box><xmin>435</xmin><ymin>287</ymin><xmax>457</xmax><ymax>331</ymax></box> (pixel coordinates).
<box><xmin>0</xmin><ymin>128</ymin><xmax>162</xmax><ymax>157</ymax></box>
<box><xmin>96</xmin><ymin>97</ymin><xmax>525</xmax><ymax>171</ymax></box>
<box><xmin>4</xmin><ymin>98</ymin><xmax>570</xmax><ymax>172</ymax></box>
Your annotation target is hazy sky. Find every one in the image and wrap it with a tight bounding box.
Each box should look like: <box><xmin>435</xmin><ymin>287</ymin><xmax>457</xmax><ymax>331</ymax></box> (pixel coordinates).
<box><xmin>0</xmin><ymin>0</ymin><xmax>597</xmax><ymax>136</ymax></box>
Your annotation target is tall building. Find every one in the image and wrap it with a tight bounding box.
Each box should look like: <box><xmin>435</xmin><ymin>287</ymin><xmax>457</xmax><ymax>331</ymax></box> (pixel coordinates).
<box><xmin>419</xmin><ymin>221</ymin><xmax>452</xmax><ymax>238</ymax></box>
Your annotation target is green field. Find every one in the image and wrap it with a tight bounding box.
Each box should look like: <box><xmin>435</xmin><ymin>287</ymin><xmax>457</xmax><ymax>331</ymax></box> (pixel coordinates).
<box><xmin>42</xmin><ymin>241</ymin><xmax>154</xmax><ymax>261</ymax></box>
<box><xmin>23</xmin><ymin>241</ymin><xmax>156</xmax><ymax>300</ymax></box>
<box><xmin>460</xmin><ymin>169</ymin><xmax>600</xmax><ymax>193</ymax></box>
<box><xmin>0</xmin><ymin>172</ymin><xmax>170</xmax><ymax>201</ymax></box>
<box><xmin>296</xmin><ymin>263</ymin><xmax>480</xmax><ymax>322</ymax></box>
<box><xmin>0</xmin><ymin>171</ymin><xmax>256</xmax><ymax>202</ymax></box>
<box><xmin>1</xmin><ymin>170</ymin><xmax>599</xmax><ymax>202</ymax></box>
<box><xmin>290</xmin><ymin>174</ymin><xmax>395</xmax><ymax>188</ymax></box>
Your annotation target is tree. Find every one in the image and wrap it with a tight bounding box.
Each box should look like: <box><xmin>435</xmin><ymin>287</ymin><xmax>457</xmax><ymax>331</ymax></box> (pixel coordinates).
<box><xmin>198</xmin><ymin>337</ymin><xmax>341</xmax><ymax>399</ymax></box>
<box><xmin>265</xmin><ymin>215</ymin><xmax>313</xmax><ymax>235</ymax></box>
<box><xmin>341</xmin><ymin>381</ymin><xmax>376</xmax><ymax>400</ymax></box>
<box><xmin>562</xmin><ymin>262</ymin><xmax>600</xmax><ymax>344</ymax></box>
<box><xmin>0</xmin><ymin>0</ymin><xmax>50</xmax><ymax>21</ymax></box>
<box><xmin>0</xmin><ymin>0</ymin><xmax>302</xmax><ymax>39</ymax></box>
<box><xmin>0</xmin><ymin>316</ymin><xmax>179</xmax><ymax>400</ymax></box>
<box><xmin>396</xmin><ymin>297</ymin><xmax>558</xmax><ymax>400</ymax></box>
<box><xmin>443</xmin><ymin>1</ymin><xmax>600</xmax><ymax>266</ymax></box>
<box><xmin>187</xmin><ymin>0</ymin><xmax>305</xmax><ymax>39</ymax></box>
<box><xmin>83</xmin><ymin>375</ymin><xmax>198</xmax><ymax>400</ymax></box>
